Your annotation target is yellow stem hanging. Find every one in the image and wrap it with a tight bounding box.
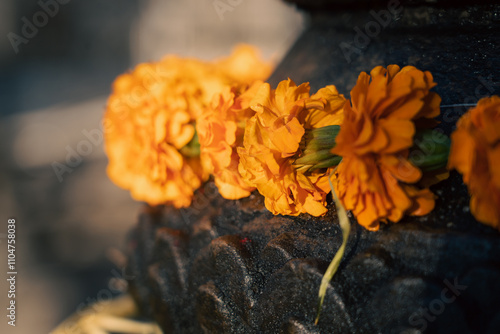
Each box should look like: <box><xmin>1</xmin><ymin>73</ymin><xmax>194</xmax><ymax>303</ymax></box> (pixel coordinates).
<box><xmin>315</xmin><ymin>166</ymin><xmax>351</xmax><ymax>325</ymax></box>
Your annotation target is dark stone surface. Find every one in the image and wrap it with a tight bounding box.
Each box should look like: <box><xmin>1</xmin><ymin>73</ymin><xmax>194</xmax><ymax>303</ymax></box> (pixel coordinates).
<box><xmin>125</xmin><ymin>173</ymin><xmax>500</xmax><ymax>333</ymax></box>
<box><xmin>125</xmin><ymin>3</ymin><xmax>500</xmax><ymax>333</ymax></box>
<box><xmin>270</xmin><ymin>4</ymin><xmax>500</xmax><ymax>131</ymax></box>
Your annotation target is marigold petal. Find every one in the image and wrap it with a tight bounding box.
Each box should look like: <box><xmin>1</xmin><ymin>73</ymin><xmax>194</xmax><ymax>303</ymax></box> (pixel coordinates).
<box><xmin>358</xmin><ymin>124</ymin><xmax>389</xmax><ymax>155</ymax></box>
<box><xmin>354</xmin><ymin>195</ymin><xmax>382</xmax><ymax>231</ymax></box>
<box><xmin>269</xmin><ymin>117</ymin><xmax>305</xmax><ymax>157</ymax></box>
<box><xmin>471</xmin><ymin>193</ymin><xmax>500</xmax><ymax>228</ymax></box>
<box><xmin>216</xmin><ymin>44</ymin><xmax>273</xmax><ymax>85</ymax></box>
<box><xmin>379</xmin><ymin>154</ymin><xmax>422</xmax><ymax>184</ymax></box>
<box><xmin>475</xmin><ymin>96</ymin><xmax>500</xmax><ymax>144</ymax></box>
<box><xmin>381</xmin><ymin>168</ymin><xmax>412</xmax><ymax>219</ymax></box>
<box><xmin>215</xmin><ymin>177</ymin><xmax>253</xmax><ymax>200</ymax></box>
<box><xmin>488</xmin><ymin>145</ymin><xmax>500</xmax><ymax>188</ymax></box>
<box><xmin>386</xmin><ymin>64</ymin><xmax>402</xmax><ymax>79</ymax></box>
<box><xmin>387</xmin><ymin>97</ymin><xmax>425</xmax><ymax>120</ymax></box>
<box><xmin>307</xmin><ymin>85</ymin><xmax>345</xmax><ymax>128</ymax></box>
<box><xmin>406</xmin><ymin>186</ymin><xmax>436</xmax><ymax>216</ymax></box>
<box><xmin>303</xmin><ymin>195</ymin><xmax>329</xmax><ymax>217</ymax></box>
<box><xmin>353</xmin><ymin>112</ymin><xmax>375</xmax><ymax>147</ymax></box>
<box><xmin>377</xmin><ymin>118</ymin><xmax>416</xmax><ymax>154</ymax></box>
<box><xmin>448</xmin><ymin>127</ymin><xmax>476</xmax><ymax>183</ymax></box>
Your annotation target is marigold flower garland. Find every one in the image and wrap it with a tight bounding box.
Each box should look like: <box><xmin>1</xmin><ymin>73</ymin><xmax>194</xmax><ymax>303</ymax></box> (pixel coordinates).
<box><xmin>104</xmin><ymin>53</ymin><xmax>500</xmax><ymax>228</ymax></box>
<box><xmin>104</xmin><ymin>47</ymin><xmax>500</xmax><ymax>325</ymax></box>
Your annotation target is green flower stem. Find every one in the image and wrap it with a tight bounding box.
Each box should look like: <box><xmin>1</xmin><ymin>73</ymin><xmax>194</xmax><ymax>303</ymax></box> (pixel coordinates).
<box><xmin>409</xmin><ymin>129</ymin><xmax>451</xmax><ymax>172</ymax></box>
<box><xmin>315</xmin><ymin>166</ymin><xmax>350</xmax><ymax>325</ymax></box>
<box><xmin>295</xmin><ymin>149</ymin><xmax>338</xmax><ymax>165</ymax></box>
<box><xmin>296</xmin><ymin>125</ymin><xmax>451</xmax><ymax>174</ymax></box>
<box><xmin>310</xmin><ymin>156</ymin><xmax>343</xmax><ymax>170</ymax></box>
<box><xmin>302</xmin><ymin>125</ymin><xmax>340</xmax><ymax>150</ymax></box>
<box><xmin>294</xmin><ymin>125</ymin><xmax>342</xmax><ymax>172</ymax></box>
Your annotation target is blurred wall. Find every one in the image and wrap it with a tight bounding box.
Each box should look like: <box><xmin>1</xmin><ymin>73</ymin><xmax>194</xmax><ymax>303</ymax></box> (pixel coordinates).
<box><xmin>133</xmin><ymin>0</ymin><xmax>304</xmax><ymax>62</ymax></box>
<box><xmin>0</xmin><ymin>0</ymin><xmax>304</xmax><ymax>116</ymax></box>
<box><xmin>0</xmin><ymin>0</ymin><xmax>139</xmax><ymax>115</ymax></box>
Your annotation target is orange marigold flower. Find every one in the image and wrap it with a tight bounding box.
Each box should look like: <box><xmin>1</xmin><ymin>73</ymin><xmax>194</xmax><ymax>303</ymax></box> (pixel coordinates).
<box><xmin>104</xmin><ymin>47</ymin><xmax>270</xmax><ymax>207</ymax></box>
<box><xmin>215</xmin><ymin>44</ymin><xmax>273</xmax><ymax>86</ymax></box>
<box><xmin>237</xmin><ymin>79</ymin><xmax>345</xmax><ymax>216</ymax></box>
<box><xmin>332</xmin><ymin>65</ymin><xmax>441</xmax><ymax>231</ymax></box>
<box><xmin>448</xmin><ymin>96</ymin><xmax>500</xmax><ymax>230</ymax></box>
<box><xmin>197</xmin><ymin>83</ymin><xmax>261</xmax><ymax>200</ymax></box>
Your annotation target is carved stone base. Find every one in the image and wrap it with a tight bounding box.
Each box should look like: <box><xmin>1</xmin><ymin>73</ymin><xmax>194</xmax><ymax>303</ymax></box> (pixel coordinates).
<box><xmin>125</xmin><ymin>3</ymin><xmax>500</xmax><ymax>333</ymax></box>
<box><xmin>125</xmin><ymin>171</ymin><xmax>500</xmax><ymax>333</ymax></box>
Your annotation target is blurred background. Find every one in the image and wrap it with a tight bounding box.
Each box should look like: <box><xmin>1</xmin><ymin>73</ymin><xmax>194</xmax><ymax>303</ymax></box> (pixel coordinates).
<box><xmin>0</xmin><ymin>1</ymin><xmax>304</xmax><ymax>332</ymax></box>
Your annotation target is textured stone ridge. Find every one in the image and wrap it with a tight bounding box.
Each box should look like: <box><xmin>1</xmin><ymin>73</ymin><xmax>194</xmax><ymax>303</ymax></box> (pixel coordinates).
<box><xmin>125</xmin><ymin>171</ymin><xmax>500</xmax><ymax>333</ymax></box>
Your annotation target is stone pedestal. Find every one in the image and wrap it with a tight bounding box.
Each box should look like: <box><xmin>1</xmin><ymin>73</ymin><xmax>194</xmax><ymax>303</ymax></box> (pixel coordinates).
<box><xmin>125</xmin><ymin>3</ymin><xmax>500</xmax><ymax>333</ymax></box>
